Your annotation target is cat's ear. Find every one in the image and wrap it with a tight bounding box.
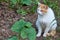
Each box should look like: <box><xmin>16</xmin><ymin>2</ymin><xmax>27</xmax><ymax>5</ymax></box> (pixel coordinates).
<box><xmin>38</xmin><ymin>2</ymin><xmax>41</xmax><ymax>6</ymax></box>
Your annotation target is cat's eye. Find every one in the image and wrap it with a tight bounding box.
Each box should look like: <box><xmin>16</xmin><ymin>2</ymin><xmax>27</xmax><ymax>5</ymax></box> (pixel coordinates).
<box><xmin>42</xmin><ymin>6</ymin><xmax>45</xmax><ymax>8</ymax></box>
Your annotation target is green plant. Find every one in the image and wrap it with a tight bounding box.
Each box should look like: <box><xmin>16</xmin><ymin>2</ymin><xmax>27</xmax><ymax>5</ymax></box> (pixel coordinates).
<box><xmin>43</xmin><ymin>0</ymin><xmax>58</xmax><ymax>8</ymax></box>
<box><xmin>17</xmin><ymin>8</ymin><xmax>27</xmax><ymax>16</ymax></box>
<box><xmin>29</xmin><ymin>0</ymin><xmax>39</xmax><ymax>13</ymax></box>
<box><xmin>9</xmin><ymin>0</ymin><xmax>39</xmax><ymax>15</ymax></box>
<box><xmin>30</xmin><ymin>5</ymin><xmax>37</xmax><ymax>13</ymax></box>
<box><xmin>9</xmin><ymin>0</ymin><xmax>32</xmax><ymax>7</ymax></box>
<box><xmin>8</xmin><ymin>36</ymin><xmax>18</xmax><ymax>40</ymax></box>
<box><xmin>9</xmin><ymin>0</ymin><xmax>32</xmax><ymax>8</ymax></box>
<box><xmin>9</xmin><ymin>0</ymin><xmax>32</xmax><ymax>15</ymax></box>
<box><xmin>8</xmin><ymin>19</ymin><xmax>36</xmax><ymax>40</ymax></box>
<box><xmin>20</xmin><ymin>0</ymin><xmax>32</xmax><ymax>5</ymax></box>
<box><xmin>0</xmin><ymin>0</ymin><xmax>39</xmax><ymax>15</ymax></box>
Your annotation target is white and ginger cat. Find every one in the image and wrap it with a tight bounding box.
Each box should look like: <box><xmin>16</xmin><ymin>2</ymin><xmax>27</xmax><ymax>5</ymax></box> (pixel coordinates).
<box><xmin>36</xmin><ymin>3</ymin><xmax>57</xmax><ymax>37</ymax></box>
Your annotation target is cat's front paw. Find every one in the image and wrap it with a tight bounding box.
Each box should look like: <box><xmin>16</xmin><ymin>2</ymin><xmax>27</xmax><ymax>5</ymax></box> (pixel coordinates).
<box><xmin>36</xmin><ymin>33</ymin><xmax>41</xmax><ymax>37</ymax></box>
<box><xmin>43</xmin><ymin>34</ymin><xmax>47</xmax><ymax>37</ymax></box>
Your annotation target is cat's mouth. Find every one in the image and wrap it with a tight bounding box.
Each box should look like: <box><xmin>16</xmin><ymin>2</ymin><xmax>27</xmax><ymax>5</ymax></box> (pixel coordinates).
<box><xmin>41</xmin><ymin>9</ymin><xmax>47</xmax><ymax>13</ymax></box>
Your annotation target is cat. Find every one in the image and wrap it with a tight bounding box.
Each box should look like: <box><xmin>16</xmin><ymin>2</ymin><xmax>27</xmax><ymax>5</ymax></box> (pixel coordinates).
<box><xmin>36</xmin><ymin>2</ymin><xmax>57</xmax><ymax>37</ymax></box>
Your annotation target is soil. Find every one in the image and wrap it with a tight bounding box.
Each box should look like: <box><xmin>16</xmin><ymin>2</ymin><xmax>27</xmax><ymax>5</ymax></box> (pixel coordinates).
<box><xmin>0</xmin><ymin>2</ymin><xmax>60</xmax><ymax>40</ymax></box>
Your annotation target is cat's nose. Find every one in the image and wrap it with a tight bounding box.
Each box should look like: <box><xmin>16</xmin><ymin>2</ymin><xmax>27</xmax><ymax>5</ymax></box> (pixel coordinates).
<box><xmin>41</xmin><ymin>10</ymin><xmax>47</xmax><ymax>13</ymax></box>
<box><xmin>41</xmin><ymin>10</ymin><xmax>43</xmax><ymax>12</ymax></box>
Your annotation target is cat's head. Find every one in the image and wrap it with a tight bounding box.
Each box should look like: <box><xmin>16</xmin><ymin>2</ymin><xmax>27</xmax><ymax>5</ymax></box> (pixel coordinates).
<box><xmin>37</xmin><ymin>3</ymin><xmax>48</xmax><ymax>15</ymax></box>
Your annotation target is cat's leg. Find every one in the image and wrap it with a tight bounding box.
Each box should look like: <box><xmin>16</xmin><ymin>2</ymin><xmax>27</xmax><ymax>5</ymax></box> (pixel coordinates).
<box><xmin>36</xmin><ymin>20</ymin><xmax>42</xmax><ymax>37</ymax></box>
<box><xmin>50</xmin><ymin>21</ymin><xmax>57</xmax><ymax>36</ymax></box>
<box><xmin>51</xmin><ymin>20</ymin><xmax>57</xmax><ymax>30</ymax></box>
<box><xmin>43</xmin><ymin>20</ymin><xmax>57</xmax><ymax>37</ymax></box>
<box><xmin>43</xmin><ymin>23</ymin><xmax>50</xmax><ymax>37</ymax></box>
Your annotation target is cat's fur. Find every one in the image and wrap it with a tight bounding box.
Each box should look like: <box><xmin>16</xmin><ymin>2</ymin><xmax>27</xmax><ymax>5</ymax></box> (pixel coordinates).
<box><xmin>36</xmin><ymin>3</ymin><xmax>57</xmax><ymax>37</ymax></box>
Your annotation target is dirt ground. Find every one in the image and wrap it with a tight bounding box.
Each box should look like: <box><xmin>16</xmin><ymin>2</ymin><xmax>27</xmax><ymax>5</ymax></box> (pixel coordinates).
<box><xmin>0</xmin><ymin>1</ymin><xmax>60</xmax><ymax>40</ymax></box>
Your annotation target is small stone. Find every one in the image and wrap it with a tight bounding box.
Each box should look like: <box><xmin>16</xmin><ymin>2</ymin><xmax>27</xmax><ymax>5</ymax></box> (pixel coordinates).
<box><xmin>1</xmin><ymin>20</ymin><xmax>5</xmax><ymax>23</ymax></box>
<box><xmin>22</xmin><ymin>17</ymin><xmax>25</xmax><ymax>19</ymax></box>
<box><xmin>2</xmin><ymin>29</ymin><xmax>5</xmax><ymax>32</ymax></box>
<box><xmin>0</xmin><ymin>23</ymin><xmax>3</xmax><ymax>26</ymax></box>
